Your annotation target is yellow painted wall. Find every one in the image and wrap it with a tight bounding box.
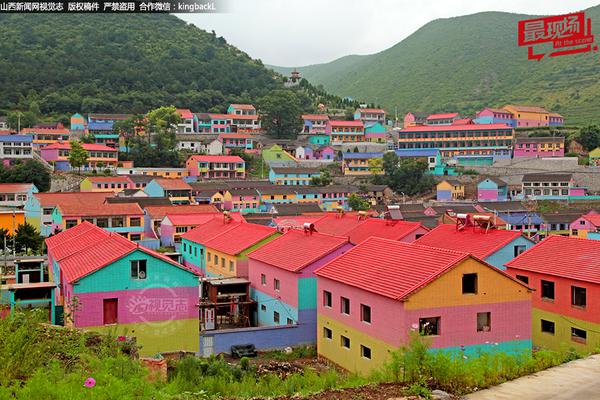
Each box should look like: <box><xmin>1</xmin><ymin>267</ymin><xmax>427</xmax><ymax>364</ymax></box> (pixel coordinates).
<box><xmin>405</xmin><ymin>257</ymin><xmax>531</xmax><ymax>310</ymax></box>
<box><xmin>436</xmin><ymin>181</ymin><xmax>453</xmax><ymax>191</ymax></box>
<box><xmin>318</xmin><ymin>314</ymin><xmax>396</xmax><ymax>375</ymax></box>
<box><xmin>0</xmin><ymin>212</ymin><xmax>25</xmax><ymax>234</ymax></box>
<box><xmin>205</xmin><ymin>247</ymin><xmax>237</xmax><ymax>277</ymax></box>
<box><xmin>532</xmin><ymin>308</ymin><xmax>600</xmax><ymax>354</ymax></box>
<box><xmin>503</xmin><ymin>106</ymin><xmax>549</xmax><ymax>123</ymax></box>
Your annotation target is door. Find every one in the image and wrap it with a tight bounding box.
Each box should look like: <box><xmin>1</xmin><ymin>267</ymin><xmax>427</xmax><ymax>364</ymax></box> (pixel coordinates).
<box><xmin>103</xmin><ymin>298</ymin><xmax>118</xmax><ymax>325</ymax></box>
<box><xmin>202</xmin><ymin>335</ymin><xmax>214</xmax><ymax>357</ymax></box>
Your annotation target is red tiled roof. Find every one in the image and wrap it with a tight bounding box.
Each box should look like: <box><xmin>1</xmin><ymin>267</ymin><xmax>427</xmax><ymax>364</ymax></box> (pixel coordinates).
<box><xmin>0</xmin><ymin>183</ymin><xmax>35</xmax><ymax>193</ymax></box>
<box><xmin>208</xmin><ymin>113</ymin><xmax>233</xmax><ymax>120</ymax></box>
<box><xmin>346</xmin><ymin>219</ymin><xmax>427</xmax><ymax>245</ymax></box>
<box><xmin>34</xmin><ymin>191</ymin><xmax>114</xmax><ymax>208</ymax></box>
<box><xmin>176</xmin><ymin>108</ymin><xmax>194</xmax><ymax>119</ymax></box>
<box><xmin>144</xmin><ymin>204</ymin><xmax>219</xmax><ymax>219</ymax></box>
<box><xmin>452</xmin><ymin>118</ymin><xmax>473</xmax><ymax>125</ymax></box>
<box><xmin>427</xmin><ymin>113</ymin><xmax>459</xmax><ymax>120</ymax></box>
<box><xmin>219</xmin><ymin>133</ymin><xmax>252</xmax><ymax>140</ymax></box>
<box><xmin>164</xmin><ymin>213</ymin><xmax>218</xmax><ymax>226</ymax></box>
<box><xmin>248</xmin><ymin>229</ymin><xmax>349</xmax><ymax>272</ymax></box>
<box><xmin>328</xmin><ymin>120</ymin><xmax>364</xmax><ymax>127</ymax></box>
<box><xmin>229</xmin><ymin>104</ymin><xmax>256</xmax><ymax>110</ymax></box>
<box><xmin>415</xmin><ymin>224</ymin><xmax>525</xmax><ymax>258</ymax></box>
<box><xmin>315</xmin><ymin>237</ymin><xmax>470</xmax><ymax>300</ymax></box>
<box><xmin>302</xmin><ymin>114</ymin><xmax>329</xmax><ymax>121</ymax></box>
<box><xmin>46</xmin><ymin>222</ymin><xmax>198</xmax><ymax>283</ymax></box>
<box><xmin>21</xmin><ymin>128</ymin><xmax>70</xmax><ymax>135</ymax></box>
<box><xmin>181</xmin><ymin>217</ymin><xmax>242</xmax><ymax>244</ymax></box>
<box><xmin>152</xmin><ymin>178</ymin><xmax>192</xmax><ymax>191</ymax></box>
<box><xmin>59</xmin><ymin>197</ymin><xmax>143</xmax><ymax>217</ymax></box>
<box><xmin>506</xmin><ymin>235</ymin><xmax>600</xmax><ymax>284</ymax></box>
<box><xmin>43</xmin><ymin>142</ymin><xmax>117</xmax><ymax>152</ymax></box>
<box><xmin>204</xmin><ymin>223</ymin><xmax>276</xmax><ymax>255</ymax></box>
<box><xmin>401</xmin><ymin>123</ymin><xmax>512</xmax><ymax>133</ymax></box>
<box><xmin>581</xmin><ymin>212</ymin><xmax>600</xmax><ymax>227</ymax></box>
<box><xmin>188</xmin><ymin>155</ymin><xmax>244</xmax><ymax>163</ymax></box>
<box><xmin>312</xmin><ymin>213</ymin><xmax>367</xmax><ymax>236</ymax></box>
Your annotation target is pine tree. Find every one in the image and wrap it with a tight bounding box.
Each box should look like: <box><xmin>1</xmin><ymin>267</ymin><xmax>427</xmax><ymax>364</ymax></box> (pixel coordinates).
<box><xmin>68</xmin><ymin>141</ymin><xmax>88</xmax><ymax>174</ymax></box>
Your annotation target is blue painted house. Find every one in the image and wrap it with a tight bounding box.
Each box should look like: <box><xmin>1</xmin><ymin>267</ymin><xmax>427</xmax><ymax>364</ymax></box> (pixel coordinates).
<box><xmin>308</xmin><ymin>135</ymin><xmax>330</xmax><ymax>146</ymax></box>
<box><xmin>477</xmin><ymin>177</ymin><xmax>509</xmax><ymax>202</ymax></box>
<box><xmin>143</xmin><ymin>178</ymin><xmax>192</xmax><ymax>204</ymax></box>
<box><xmin>268</xmin><ymin>167</ymin><xmax>321</xmax><ymax>186</ymax></box>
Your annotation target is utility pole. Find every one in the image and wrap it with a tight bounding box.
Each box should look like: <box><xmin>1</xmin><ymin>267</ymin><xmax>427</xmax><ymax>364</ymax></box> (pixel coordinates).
<box><xmin>17</xmin><ymin>112</ymin><xmax>21</xmax><ymax>135</ymax></box>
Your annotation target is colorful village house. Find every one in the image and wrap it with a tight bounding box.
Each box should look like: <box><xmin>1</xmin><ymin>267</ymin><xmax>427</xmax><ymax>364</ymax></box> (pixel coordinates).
<box><xmin>436</xmin><ymin>179</ymin><xmax>465</xmax><ymax>201</ymax></box>
<box><xmin>47</xmin><ymin>222</ymin><xmax>200</xmax><ymax>355</ymax></box>
<box><xmin>403</xmin><ymin>112</ymin><xmax>429</xmax><ymax>128</ymax></box>
<box><xmin>51</xmin><ymin>193</ymin><xmax>145</xmax><ymax>241</ymax></box>
<box><xmin>308</xmin><ymin>134</ymin><xmax>331</xmax><ymax>146</ymax></box>
<box><xmin>425</xmin><ymin>112</ymin><xmax>460</xmax><ymax>125</ymax></box>
<box><xmin>316</xmin><ymin>237</ymin><xmax>532</xmax><ymax>375</ymax></box>
<box><xmin>159</xmin><ymin>213</ymin><xmax>220</xmax><ymax>247</ymax></box>
<box><xmin>176</xmin><ymin>108</ymin><xmax>196</xmax><ymax>134</ymax></box>
<box><xmin>318</xmin><ymin>185</ymin><xmax>358</xmax><ymax>211</ymax></box>
<box><xmin>0</xmin><ymin>208</ymin><xmax>25</xmax><ymax>235</ymax></box>
<box><xmin>354</xmin><ymin>108</ymin><xmax>386</xmax><ymax>124</ymax></box>
<box><xmin>228</xmin><ymin>103</ymin><xmax>257</xmax><ymax>116</ymax></box>
<box><xmin>80</xmin><ymin>176</ymin><xmax>134</xmax><ymax>193</ymax></box>
<box><xmin>513</xmin><ymin>137</ymin><xmax>564</xmax><ymax>158</ymax></box>
<box><xmin>248</xmin><ymin>229</ymin><xmax>351</xmax><ymax>338</ymax></box>
<box><xmin>87</xmin><ymin>113</ymin><xmax>132</xmax><ymax>148</ymax></box>
<box><xmin>219</xmin><ymin>133</ymin><xmax>254</xmax><ymax>153</ymax></box>
<box><xmin>502</xmin><ymin>105</ymin><xmax>553</xmax><ymax>128</ymax></box>
<box><xmin>505</xmin><ymin>236</ymin><xmax>600</xmax><ymax>353</ymax></box>
<box><xmin>261</xmin><ymin>144</ymin><xmax>297</xmax><ymax>164</ymax></box>
<box><xmin>70</xmin><ymin>112</ymin><xmax>87</xmax><ymax>132</ymax></box>
<box><xmin>208</xmin><ymin>113</ymin><xmax>232</xmax><ymax>134</ymax></box>
<box><xmin>142</xmin><ymin>204</ymin><xmax>219</xmax><ymax>243</ymax></box>
<box><xmin>569</xmin><ymin>211</ymin><xmax>600</xmax><ymax>238</ymax></box>
<box><xmin>268</xmin><ymin>167</ymin><xmax>321</xmax><ymax>186</ymax></box>
<box><xmin>520</xmin><ymin>173</ymin><xmax>583</xmax><ymax>200</ymax></box>
<box><xmin>21</xmin><ymin>127</ymin><xmax>70</xmax><ymax>149</ymax></box>
<box><xmin>40</xmin><ymin>142</ymin><xmax>118</xmax><ymax>171</ymax></box>
<box><xmin>117</xmin><ymin>166</ymin><xmax>189</xmax><ymax>179</ymax></box>
<box><xmin>415</xmin><ymin>222</ymin><xmax>534</xmax><ymax>270</ymax></box>
<box><xmin>344</xmin><ymin>218</ymin><xmax>429</xmax><ymax>245</ymax></box>
<box><xmin>327</xmin><ymin>120</ymin><xmax>365</xmax><ymax>145</ymax></box>
<box><xmin>0</xmin><ymin>183</ymin><xmax>38</xmax><ymax>208</ymax></box>
<box><xmin>314</xmin><ymin>145</ymin><xmax>335</xmax><ymax>160</ymax></box>
<box><xmin>0</xmin><ymin>134</ymin><xmax>33</xmax><ymax>165</ymax></box>
<box><xmin>143</xmin><ymin>178</ymin><xmax>193</xmax><ymax>204</ymax></box>
<box><xmin>294</xmin><ymin>145</ymin><xmax>314</xmax><ymax>160</ymax></box>
<box><xmin>302</xmin><ymin>114</ymin><xmax>329</xmax><ymax>134</ymax></box>
<box><xmin>588</xmin><ymin>147</ymin><xmax>600</xmax><ymax>167</ymax></box>
<box><xmin>477</xmin><ymin>177</ymin><xmax>508</xmax><ymax>202</ymax></box>
<box><xmin>341</xmin><ymin>152</ymin><xmax>384</xmax><ymax>176</ymax></box>
<box><xmin>186</xmin><ymin>155</ymin><xmax>246</xmax><ymax>180</ymax></box>
<box><xmin>257</xmin><ymin>186</ymin><xmax>299</xmax><ymax>208</ymax></box>
<box><xmin>364</xmin><ymin>122</ymin><xmax>387</xmax><ymax>143</ymax></box>
<box><xmin>201</xmin><ymin>222</ymin><xmax>278</xmax><ymax>278</ymax></box>
<box><xmin>212</xmin><ymin>188</ymin><xmax>261</xmax><ymax>213</ymax></box>
<box><xmin>474</xmin><ymin>108</ymin><xmax>514</xmax><ymax>126</ymax></box>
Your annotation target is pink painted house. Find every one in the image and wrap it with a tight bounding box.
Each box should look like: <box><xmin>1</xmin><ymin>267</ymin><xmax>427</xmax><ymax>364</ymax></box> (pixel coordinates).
<box><xmin>569</xmin><ymin>211</ymin><xmax>600</xmax><ymax>238</ymax></box>
<box><xmin>513</xmin><ymin>137</ymin><xmax>565</xmax><ymax>158</ymax></box>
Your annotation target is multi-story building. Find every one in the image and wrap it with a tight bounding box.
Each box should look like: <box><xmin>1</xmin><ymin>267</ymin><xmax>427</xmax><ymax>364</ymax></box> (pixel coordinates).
<box><xmin>341</xmin><ymin>152</ymin><xmax>385</xmax><ymax>176</ymax></box>
<box><xmin>521</xmin><ymin>173</ymin><xmax>582</xmax><ymax>199</ymax></box>
<box><xmin>474</xmin><ymin>108</ymin><xmax>515</xmax><ymax>126</ymax></box>
<box><xmin>79</xmin><ymin>176</ymin><xmax>134</xmax><ymax>193</ymax></box>
<box><xmin>316</xmin><ymin>237</ymin><xmax>532</xmax><ymax>374</ymax></box>
<box><xmin>208</xmin><ymin>114</ymin><xmax>233</xmax><ymax>134</ymax></box>
<box><xmin>354</xmin><ymin>108</ymin><xmax>386</xmax><ymax>124</ymax></box>
<box><xmin>117</xmin><ymin>166</ymin><xmax>188</xmax><ymax>179</ymax></box>
<box><xmin>186</xmin><ymin>155</ymin><xmax>245</xmax><ymax>180</ymax></box>
<box><xmin>176</xmin><ymin>108</ymin><xmax>196</xmax><ymax>134</ymax></box>
<box><xmin>513</xmin><ymin>137</ymin><xmax>564</xmax><ymax>158</ymax></box>
<box><xmin>21</xmin><ymin>127</ymin><xmax>70</xmax><ymax>149</ymax></box>
<box><xmin>549</xmin><ymin>113</ymin><xmax>564</xmax><ymax>126</ymax></box>
<box><xmin>319</xmin><ymin>185</ymin><xmax>359</xmax><ymax>211</ymax></box>
<box><xmin>502</xmin><ymin>105</ymin><xmax>557</xmax><ymax>128</ymax></box>
<box><xmin>40</xmin><ymin>142</ymin><xmax>118</xmax><ymax>170</ymax></box>
<box><xmin>143</xmin><ymin>178</ymin><xmax>192</xmax><ymax>204</ymax></box>
<box><xmin>326</xmin><ymin>120</ymin><xmax>365</xmax><ymax>144</ymax></box>
<box><xmin>302</xmin><ymin>114</ymin><xmax>329</xmax><ymax>134</ymax></box>
<box><xmin>268</xmin><ymin>167</ymin><xmax>321</xmax><ymax>185</ymax></box>
<box><xmin>219</xmin><ymin>133</ymin><xmax>254</xmax><ymax>152</ymax></box>
<box><xmin>505</xmin><ymin>236</ymin><xmax>600</xmax><ymax>353</ymax></box>
<box><xmin>195</xmin><ymin>113</ymin><xmax>213</xmax><ymax>134</ymax></box>
<box><xmin>227</xmin><ymin>104</ymin><xmax>257</xmax><ymax>116</ymax></box>
<box><xmin>176</xmin><ymin>134</ymin><xmax>223</xmax><ymax>154</ymax></box>
<box><xmin>403</xmin><ymin>112</ymin><xmax>430</xmax><ymax>128</ymax></box>
<box><xmin>425</xmin><ymin>113</ymin><xmax>459</xmax><ymax>125</ymax></box>
<box><xmin>230</xmin><ymin>115</ymin><xmax>260</xmax><ymax>133</ymax></box>
<box><xmin>0</xmin><ymin>134</ymin><xmax>33</xmax><ymax>162</ymax></box>
<box><xmin>0</xmin><ymin>183</ymin><xmax>38</xmax><ymax>208</ymax></box>
<box><xmin>397</xmin><ymin>123</ymin><xmax>514</xmax><ymax>160</ymax></box>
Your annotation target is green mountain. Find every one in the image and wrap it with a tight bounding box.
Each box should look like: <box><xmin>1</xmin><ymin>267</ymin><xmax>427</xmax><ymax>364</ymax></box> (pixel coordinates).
<box><xmin>0</xmin><ymin>13</ymin><xmax>280</xmax><ymax>115</ymax></box>
<box><xmin>270</xmin><ymin>6</ymin><xmax>600</xmax><ymax>125</ymax></box>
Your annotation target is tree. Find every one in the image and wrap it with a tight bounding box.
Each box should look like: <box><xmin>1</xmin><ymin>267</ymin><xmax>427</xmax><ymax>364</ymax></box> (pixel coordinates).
<box><xmin>311</xmin><ymin>169</ymin><xmax>332</xmax><ymax>186</ymax></box>
<box><xmin>259</xmin><ymin>89</ymin><xmax>303</xmax><ymax>139</ymax></box>
<box><xmin>68</xmin><ymin>141</ymin><xmax>88</xmax><ymax>173</ymax></box>
<box><xmin>382</xmin><ymin>151</ymin><xmax>399</xmax><ymax>175</ymax></box>
<box><xmin>14</xmin><ymin>222</ymin><xmax>43</xmax><ymax>254</ymax></box>
<box><xmin>0</xmin><ymin>159</ymin><xmax>51</xmax><ymax>192</ymax></box>
<box><xmin>348</xmin><ymin>194</ymin><xmax>370</xmax><ymax>211</ymax></box>
<box><xmin>368</xmin><ymin>158</ymin><xmax>383</xmax><ymax>175</ymax></box>
<box><xmin>113</xmin><ymin>114</ymin><xmax>145</xmax><ymax>158</ymax></box>
<box><xmin>577</xmin><ymin>125</ymin><xmax>600</xmax><ymax>151</ymax></box>
<box><xmin>374</xmin><ymin>157</ymin><xmax>434</xmax><ymax>197</ymax></box>
<box><xmin>0</xmin><ymin>228</ymin><xmax>13</xmax><ymax>253</ymax></box>
<box><xmin>6</xmin><ymin>111</ymin><xmax>37</xmax><ymax>131</ymax></box>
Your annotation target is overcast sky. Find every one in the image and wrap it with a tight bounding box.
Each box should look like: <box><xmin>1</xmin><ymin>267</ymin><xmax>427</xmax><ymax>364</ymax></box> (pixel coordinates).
<box><xmin>178</xmin><ymin>0</ymin><xmax>599</xmax><ymax>67</ymax></box>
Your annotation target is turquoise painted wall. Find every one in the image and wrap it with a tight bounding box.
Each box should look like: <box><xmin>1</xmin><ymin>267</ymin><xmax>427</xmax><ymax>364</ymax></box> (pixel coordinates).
<box><xmin>74</xmin><ymin>249</ymin><xmax>198</xmax><ymax>294</ymax></box>
<box><xmin>143</xmin><ymin>180</ymin><xmax>165</xmax><ymax>197</ymax></box>
<box><xmin>486</xmin><ymin>236</ymin><xmax>534</xmax><ymax>270</ymax></box>
<box><xmin>181</xmin><ymin>239</ymin><xmax>205</xmax><ymax>271</ymax></box>
<box><xmin>434</xmin><ymin>339</ymin><xmax>532</xmax><ymax>357</ymax></box>
<box><xmin>298</xmin><ymin>277</ymin><xmax>316</xmax><ymax>310</ymax></box>
<box><xmin>252</xmin><ymin>288</ymin><xmax>298</xmax><ymax>326</ymax></box>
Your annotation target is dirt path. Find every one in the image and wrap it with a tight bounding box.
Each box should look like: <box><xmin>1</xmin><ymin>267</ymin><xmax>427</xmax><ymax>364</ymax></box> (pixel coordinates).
<box><xmin>464</xmin><ymin>354</ymin><xmax>600</xmax><ymax>400</ymax></box>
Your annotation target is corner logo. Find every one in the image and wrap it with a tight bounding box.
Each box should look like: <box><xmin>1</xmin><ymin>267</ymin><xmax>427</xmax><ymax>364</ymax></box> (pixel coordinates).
<box><xmin>518</xmin><ymin>12</ymin><xmax>598</xmax><ymax>61</ymax></box>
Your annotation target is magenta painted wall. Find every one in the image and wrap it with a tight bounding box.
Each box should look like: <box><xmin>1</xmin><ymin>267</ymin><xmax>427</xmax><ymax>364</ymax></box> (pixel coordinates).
<box><xmin>570</xmin><ymin>188</ymin><xmax>586</xmax><ymax>196</ymax></box>
<box><xmin>478</xmin><ymin>189</ymin><xmax>498</xmax><ymax>201</ymax></box>
<box><xmin>513</xmin><ymin>147</ymin><xmax>564</xmax><ymax>157</ymax></box>
<box><xmin>404</xmin><ymin>301</ymin><xmax>531</xmax><ymax>349</ymax></box>
<box><xmin>515</xmin><ymin>119</ymin><xmax>548</xmax><ymax>128</ymax></box>
<box><xmin>72</xmin><ymin>286</ymin><xmax>198</xmax><ymax>327</ymax></box>
<box><xmin>569</xmin><ymin>216</ymin><xmax>597</xmax><ymax>231</ymax></box>
<box><xmin>40</xmin><ymin>148</ymin><xmax>60</xmax><ymax>162</ymax></box>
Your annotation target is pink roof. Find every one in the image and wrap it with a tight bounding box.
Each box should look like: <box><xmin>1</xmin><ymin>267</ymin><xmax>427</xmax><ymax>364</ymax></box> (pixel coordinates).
<box><xmin>21</xmin><ymin>128</ymin><xmax>70</xmax><ymax>135</ymax></box>
<box><xmin>152</xmin><ymin>178</ymin><xmax>192</xmax><ymax>190</ymax></box>
<box><xmin>0</xmin><ymin>183</ymin><xmax>35</xmax><ymax>193</ymax></box>
<box><xmin>328</xmin><ymin>120</ymin><xmax>364</xmax><ymax>128</ymax></box>
<box><xmin>203</xmin><ymin>223</ymin><xmax>276</xmax><ymax>255</ymax></box>
<box><xmin>164</xmin><ymin>213</ymin><xmax>217</xmax><ymax>226</ymax></box>
<box><xmin>452</xmin><ymin>118</ymin><xmax>473</xmax><ymax>125</ymax></box>
<box><xmin>401</xmin><ymin>123</ymin><xmax>512</xmax><ymax>133</ymax></box>
<box><xmin>46</xmin><ymin>222</ymin><xmax>198</xmax><ymax>283</ymax></box>
<box><xmin>43</xmin><ymin>142</ymin><xmax>117</xmax><ymax>152</ymax></box>
<box><xmin>315</xmin><ymin>237</ymin><xmax>470</xmax><ymax>300</ymax></box>
<box><xmin>415</xmin><ymin>224</ymin><xmax>525</xmax><ymax>258</ymax></box>
<box><xmin>302</xmin><ymin>114</ymin><xmax>329</xmax><ymax>121</ymax></box>
<box><xmin>426</xmin><ymin>113</ymin><xmax>459</xmax><ymax>120</ymax></box>
<box><xmin>506</xmin><ymin>235</ymin><xmax>600</xmax><ymax>284</ymax></box>
<box><xmin>181</xmin><ymin>217</ymin><xmax>242</xmax><ymax>244</ymax></box>
<box><xmin>581</xmin><ymin>213</ymin><xmax>600</xmax><ymax>227</ymax></box>
<box><xmin>312</xmin><ymin>213</ymin><xmax>368</xmax><ymax>236</ymax></box>
<box><xmin>345</xmin><ymin>219</ymin><xmax>427</xmax><ymax>245</ymax></box>
<box><xmin>188</xmin><ymin>155</ymin><xmax>244</xmax><ymax>163</ymax></box>
<box><xmin>248</xmin><ymin>229</ymin><xmax>349</xmax><ymax>272</ymax></box>
<box><xmin>176</xmin><ymin>109</ymin><xmax>194</xmax><ymax>119</ymax></box>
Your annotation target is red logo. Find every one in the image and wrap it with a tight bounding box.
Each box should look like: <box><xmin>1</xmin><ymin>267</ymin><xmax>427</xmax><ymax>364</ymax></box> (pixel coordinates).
<box><xmin>518</xmin><ymin>12</ymin><xmax>597</xmax><ymax>61</ymax></box>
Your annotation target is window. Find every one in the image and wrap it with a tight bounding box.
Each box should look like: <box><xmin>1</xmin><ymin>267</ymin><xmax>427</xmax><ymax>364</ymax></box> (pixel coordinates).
<box><xmin>96</xmin><ymin>218</ymin><xmax>109</xmax><ymax>228</ymax></box>
<box><xmin>183</xmin><ymin>243</ymin><xmax>187</xmax><ymax>252</ymax></box>
<box><xmin>213</xmin><ymin>254</ymin><xmax>218</xmax><ymax>265</ymax></box>
<box><xmin>541</xmin><ymin>280</ymin><xmax>555</xmax><ymax>301</ymax></box>
<box><xmin>274</xmin><ymin>278</ymin><xmax>280</xmax><ymax>291</ymax></box>
<box><xmin>130</xmin><ymin>234</ymin><xmax>141</xmax><ymax>241</ymax></box>
<box><xmin>419</xmin><ymin>317</ymin><xmax>440</xmax><ymax>336</ymax></box>
<box><xmin>477</xmin><ymin>312</ymin><xmax>491</xmax><ymax>332</ymax></box>
<box><xmin>541</xmin><ymin>319</ymin><xmax>555</xmax><ymax>335</ymax></box>
<box><xmin>65</xmin><ymin>219</ymin><xmax>78</xmax><ymax>229</ymax></box>
<box><xmin>360</xmin><ymin>345</ymin><xmax>372</xmax><ymax>359</ymax></box>
<box><xmin>221</xmin><ymin>258</ymin><xmax>225</xmax><ymax>269</ymax></box>
<box><xmin>273</xmin><ymin>311</ymin><xmax>280</xmax><ymax>324</ymax></box>
<box><xmin>462</xmin><ymin>273</ymin><xmax>478</xmax><ymax>294</ymax></box>
<box><xmin>261</xmin><ymin>304</ymin><xmax>266</xmax><ymax>312</ymax></box>
<box><xmin>286</xmin><ymin>318</ymin><xmax>293</xmax><ymax>325</ymax></box>
<box><xmin>261</xmin><ymin>274</ymin><xmax>266</xmax><ymax>286</ymax></box>
<box><xmin>571</xmin><ymin>327</ymin><xmax>587</xmax><ymax>343</ymax></box>
<box><xmin>323</xmin><ymin>327</ymin><xmax>332</xmax><ymax>339</ymax></box>
<box><xmin>513</xmin><ymin>245</ymin><xmax>526</xmax><ymax>257</ymax></box>
<box><xmin>341</xmin><ymin>335</ymin><xmax>350</xmax><ymax>349</ymax></box>
<box><xmin>323</xmin><ymin>291</ymin><xmax>332</xmax><ymax>308</ymax></box>
<box><xmin>129</xmin><ymin>217</ymin><xmax>141</xmax><ymax>227</ymax></box>
<box><xmin>42</xmin><ymin>208</ymin><xmax>53</xmax><ymax>215</ymax></box>
<box><xmin>360</xmin><ymin>304</ymin><xmax>371</xmax><ymax>324</ymax></box>
<box><xmin>131</xmin><ymin>260</ymin><xmax>147</xmax><ymax>279</ymax></box>
<box><xmin>516</xmin><ymin>275</ymin><xmax>529</xmax><ymax>284</ymax></box>
<box><xmin>572</xmin><ymin>286</ymin><xmax>586</xmax><ymax>308</ymax></box>
<box><xmin>112</xmin><ymin>217</ymin><xmax>124</xmax><ymax>227</ymax></box>
<box><xmin>228</xmin><ymin>260</ymin><xmax>234</xmax><ymax>272</ymax></box>
<box><xmin>341</xmin><ymin>297</ymin><xmax>350</xmax><ymax>315</ymax></box>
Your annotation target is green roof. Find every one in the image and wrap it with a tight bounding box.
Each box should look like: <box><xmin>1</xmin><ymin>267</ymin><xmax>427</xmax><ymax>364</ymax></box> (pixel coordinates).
<box><xmin>589</xmin><ymin>148</ymin><xmax>600</xmax><ymax>157</ymax></box>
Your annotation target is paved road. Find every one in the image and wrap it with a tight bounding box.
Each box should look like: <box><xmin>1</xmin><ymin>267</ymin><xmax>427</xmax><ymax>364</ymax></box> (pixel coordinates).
<box><xmin>465</xmin><ymin>355</ymin><xmax>600</xmax><ymax>400</ymax></box>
